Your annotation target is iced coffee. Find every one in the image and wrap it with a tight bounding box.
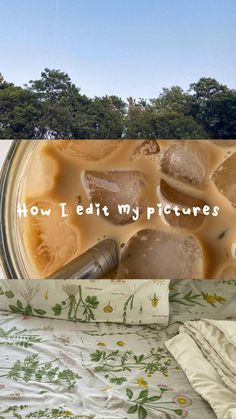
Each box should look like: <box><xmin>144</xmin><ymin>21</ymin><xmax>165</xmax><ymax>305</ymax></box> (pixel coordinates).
<box><xmin>21</xmin><ymin>139</ymin><xmax>236</xmax><ymax>279</ymax></box>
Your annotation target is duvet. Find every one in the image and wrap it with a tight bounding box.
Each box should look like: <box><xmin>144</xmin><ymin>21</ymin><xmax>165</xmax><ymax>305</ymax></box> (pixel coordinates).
<box><xmin>166</xmin><ymin>319</ymin><xmax>236</xmax><ymax>419</ymax></box>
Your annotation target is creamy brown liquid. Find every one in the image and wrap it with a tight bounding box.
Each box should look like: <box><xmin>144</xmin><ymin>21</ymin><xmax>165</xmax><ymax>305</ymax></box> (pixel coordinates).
<box><xmin>22</xmin><ymin>139</ymin><xmax>236</xmax><ymax>279</ymax></box>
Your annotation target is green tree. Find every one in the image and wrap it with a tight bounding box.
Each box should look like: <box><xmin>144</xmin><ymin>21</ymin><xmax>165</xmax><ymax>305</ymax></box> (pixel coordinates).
<box><xmin>0</xmin><ymin>76</ymin><xmax>40</xmax><ymax>139</ymax></box>
<box><xmin>28</xmin><ymin>68</ymin><xmax>89</xmax><ymax>138</ymax></box>
<box><xmin>0</xmin><ymin>73</ymin><xmax>9</xmax><ymax>88</ymax></box>
<box><xmin>190</xmin><ymin>77</ymin><xmax>229</xmax><ymax>100</ymax></box>
<box><xmin>209</xmin><ymin>93</ymin><xmax>236</xmax><ymax>138</ymax></box>
<box><xmin>28</xmin><ymin>68</ymin><xmax>79</xmax><ymax>102</ymax></box>
<box><xmin>125</xmin><ymin>97</ymin><xmax>154</xmax><ymax>138</ymax></box>
<box><xmin>150</xmin><ymin>86</ymin><xmax>207</xmax><ymax>138</ymax></box>
<box><xmin>88</xmin><ymin>95</ymin><xmax>127</xmax><ymax>138</ymax></box>
<box><xmin>155</xmin><ymin>111</ymin><xmax>207</xmax><ymax>139</ymax></box>
<box><xmin>125</xmin><ymin>94</ymin><xmax>207</xmax><ymax>139</ymax></box>
<box><xmin>189</xmin><ymin>77</ymin><xmax>236</xmax><ymax>138</ymax></box>
<box><xmin>0</xmin><ymin>71</ymin><xmax>235</xmax><ymax>139</ymax></box>
<box><xmin>151</xmin><ymin>86</ymin><xmax>194</xmax><ymax>115</ymax></box>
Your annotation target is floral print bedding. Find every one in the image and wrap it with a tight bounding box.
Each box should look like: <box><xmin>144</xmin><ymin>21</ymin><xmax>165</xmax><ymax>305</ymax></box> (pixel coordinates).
<box><xmin>0</xmin><ymin>279</ymin><xmax>235</xmax><ymax>419</ymax></box>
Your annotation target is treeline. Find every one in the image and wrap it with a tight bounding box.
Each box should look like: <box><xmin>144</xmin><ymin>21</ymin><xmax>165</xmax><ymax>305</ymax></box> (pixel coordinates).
<box><xmin>0</xmin><ymin>68</ymin><xmax>236</xmax><ymax>139</ymax></box>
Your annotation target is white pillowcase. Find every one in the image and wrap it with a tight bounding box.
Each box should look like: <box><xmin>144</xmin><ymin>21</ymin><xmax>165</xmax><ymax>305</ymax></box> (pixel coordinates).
<box><xmin>0</xmin><ymin>279</ymin><xmax>170</xmax><ymax>325</ymax></box>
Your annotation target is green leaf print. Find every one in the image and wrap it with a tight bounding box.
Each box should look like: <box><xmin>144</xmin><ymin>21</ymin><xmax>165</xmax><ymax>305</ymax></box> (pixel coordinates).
<box><xmin>83</xmin><ymin>325</ymin><xmax>162</xmax><ymax>344</ymax></box>
<box><xmin>123</xmin><ymin>294</ymin><xmax>135</xmax><ymax>324</ymax></box>
<box><xmin>52</xmin><ymin>303</ymin><xmax>62</xmax><ymax>316</ymax></box>
<box><xmin>128</xmin><ymin>405</ymin><xmax>138</xmax><ymax>414</ymax></box>
<box><xmin>17</xmin><ymin>300</ymin><xmax>23</xmax><ymax>309</ymax></box>
<box><xmin>169</xmin><ymin>291</ymin><xmax>204</xmax><ymax>306</ymax></box>
<box><xmin>126</xmin><ymin>388</ymin><xmax>133</xmax><ymax>400</ymax></box>
<box><xmin>25</xmin><ymin>408</ymin><xmax>82</xmax><ymax>418</ymax></box>
<box><xmin>0</xmin><ymin>327</ymin><xmax>42</xmax><ymax>348</ymax></box>
<box><xmin>138</xmin><ymin>390</ymin><xmax>148</xmax><ymax>399</ymax></box>
<box><xmin>5</xmin><ymin>290</ymin><xmax>14</xmax><ymax>299</ymax></box>
<box><xmin>88</xmin><ymin>347</ymin><xmax>172</xmax><ymax>384</ymax></box>
<box><xmin>8</xmin><ymin>302</ymin><xmax>46</xmax><ymax>317</ymax></box>
<box><xmin>147</xmin><ymin>396</ymin><xmax>161</xmax><ymax>402</ymax></box>
<box><xmin>138</xmin><ymin>405</ymin><xmax>147</xmax><ymax>419</ymax></box>
<box><xmin>0</xmin><ymin>405</ymin><xmax>27</xmax><ymax>419</ymax></box>
<box><xmin>0</xmin><ymin>354</ymin><xmax>80</xmax><ymax>390</ymax></box>
<box><xmin>110</xmin><ymin>377</ymin><xmax>127</xmax><ymax>385</ymax></box>
<box><xmin>0</xmin><ymin>285</ymin><xmax>15</xmax><ymax>299</ymax></box>
<box><xmin>52</xmin><ymin>285</ymin><xmax>99</xmax><ymax>322</ymax></box>
<box><xmin>85</xmin><ymin>295</ymin><xmax>99</xmax><ymax>309</ymax></box>
<box><xmin>33</xmin><ymin>309</ymin><xmax>47</xmax><ymax>316</ymax></box>
<box><xmin>126</xmin><ymin>387</ymin><xmax>186</xmax><ymax>418</ymax></box>
<box><xmin>0</xmin><ymin>406</ymin><xmax>83</xmax><ymax>419</ymax></box>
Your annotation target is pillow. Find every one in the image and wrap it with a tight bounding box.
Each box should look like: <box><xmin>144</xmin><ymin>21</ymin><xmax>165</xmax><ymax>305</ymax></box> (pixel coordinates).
<box><xmin>0</xmin><ymin>279</ymin><xmax>169</xmax><ymax>325</ymax></box>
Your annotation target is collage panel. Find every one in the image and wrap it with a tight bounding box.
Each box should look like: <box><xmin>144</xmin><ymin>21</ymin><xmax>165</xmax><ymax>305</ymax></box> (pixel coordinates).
<box><xmin>0</xmin><ymin>139</ymin><xmax>236</xmax><ymax>280</ymax></box>
<box><xmin>0</xmin><ymin>139</ymin><xmax>235</xmax><ymax>419</ymax></box>
<box><xmin>0</xmin><ymin>276</ymin><xmax>234</xmax><ymax>418</ymax></box>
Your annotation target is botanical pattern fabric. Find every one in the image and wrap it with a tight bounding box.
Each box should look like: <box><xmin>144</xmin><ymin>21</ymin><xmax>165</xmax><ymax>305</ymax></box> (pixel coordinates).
<box><xmin>0</xmin><ymin>279</ymin><xmax>235</xmax><ymax>418</ymax></box>
<box><xmin>0</xmin><ymin>279</ymin><xmax>169</xmax><ymax>326</ymax></box>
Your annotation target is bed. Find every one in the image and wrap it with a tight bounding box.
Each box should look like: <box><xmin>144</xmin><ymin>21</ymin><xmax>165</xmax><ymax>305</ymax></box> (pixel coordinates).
<box><xmin>0</xmin><ymin>279</ymin><xmax>235</xmax><ymax>419</ymax></box>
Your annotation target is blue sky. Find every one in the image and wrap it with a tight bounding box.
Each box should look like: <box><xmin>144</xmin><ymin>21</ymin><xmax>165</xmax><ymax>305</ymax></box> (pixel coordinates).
<box><xmin>0</xmin><ymin>0</ymin><xmax>235</xmax><ymax>98</ymax></box>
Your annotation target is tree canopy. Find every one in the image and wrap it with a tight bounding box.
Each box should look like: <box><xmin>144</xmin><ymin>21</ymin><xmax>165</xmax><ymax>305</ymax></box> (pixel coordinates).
<box><xmin>0</xmin><ymin>70</ymin><xmax>235</xmax><ymax>139</ymax></box>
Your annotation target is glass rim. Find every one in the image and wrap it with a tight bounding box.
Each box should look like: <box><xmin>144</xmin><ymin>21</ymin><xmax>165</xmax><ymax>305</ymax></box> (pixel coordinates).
<box><xmin>0</xmin><ymin>140</ymin><xmax>39</xmax><ymax>279</ymax></box>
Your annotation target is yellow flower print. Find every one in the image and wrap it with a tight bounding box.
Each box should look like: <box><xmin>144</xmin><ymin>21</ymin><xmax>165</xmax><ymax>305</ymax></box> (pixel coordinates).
<box><xmin>97</xmin><ymin>342</ymin><xmax>106</xmax><ymax>347</ymax></box>
<box><xmin>174</xmin><ymin>395</ymin><xmax>192</xmax><ymax>407</ymax></box>
<box><xmin>44</xmin><ymin>290</ymin><xmax>49</xmax><ymax>301</ymax></box>
<box><xmin>137</xmin><ymin>377</ymin><xmax>148</xmax><ymax>388</ymax></box>
<box><xmin>177</xmin><ymin>397</ymin><xmax>187</xmax><ymax>406</ymax></box>
<box><xmin>202</xmin><ymin>292</ymin><xmax>226</xmax><ymax>306</ymax></box>
<box><xmin>103</xmin><ymin>303</ymin><xmax>113</xmax><ymax>314</ymax></box>
<box><xmin>116</xmin><ymin>341</ymin><xmax>125</xmax><ymax>347</ymax></box>
<box><xmin>151</xmin><ymin>293</ymin><xmax>159</xmax><ymax>308</ymax></box>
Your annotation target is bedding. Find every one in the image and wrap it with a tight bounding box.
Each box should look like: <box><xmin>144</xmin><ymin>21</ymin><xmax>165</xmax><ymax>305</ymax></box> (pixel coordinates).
<box><xmin>165</xmin><ymin>319</ymin><xmax>236</xmax><ymax>419</ymax></box>
<box><xmin>0</xmin><ymin>279</ymin><xmax>235</xmax><ymax>418</ymax></box>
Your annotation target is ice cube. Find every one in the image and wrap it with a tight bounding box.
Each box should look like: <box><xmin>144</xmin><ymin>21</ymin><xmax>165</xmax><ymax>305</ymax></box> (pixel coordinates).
<box><xmin>55</xmin><ymin>139</ymin><xmax>121</xmax><ymax>161</ymax></box>
<box><xmin>211</xmin><ymin>140</ymin><xmax>236</xmax><ymax>147</ymax></box>
<box><xmin>131</xmin><ymin>140</ymin><xmax>160</xmax><ymax>161</ymax></box>
<box><xmin>28</xmin><ymin>201</ymin><xmax>78</xmax><ymax>277</ymax></box>
<box><xmin>119</xmin><ymin>229</ymin><xmax>204</xmax><ymax>279</ymax></box>
<box><xmin>161</xmin><ymin>141</ymin><xmax>208</xmax><ymax>185</ymax></box>
<box><xmin>83</xmin><ymin>170</ymin><xmax>147</xmax><ymax>224</ymax></box>
<box><xmin>159</xmin><ymin>179</ymin><xmax>206</xmax><ymax>230</ymax></box>
<box><xmin>25</xmin><ymin>150</ymin><xmax>58</xmax><ymax>198</ymax></box>
<box><xmin>212</xmin><ymin>153</ymin><xmax>236</xmax><ymax>207</ymax></box>
<box><xmin>164</xmin><ymin>211</ymin><xmax>205</xmax><ymax>231</ymax></box>
<box><xmin>160</xmin><ymin>179</ymin><xmax>206</xmax><ymax>208</ymax></box>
